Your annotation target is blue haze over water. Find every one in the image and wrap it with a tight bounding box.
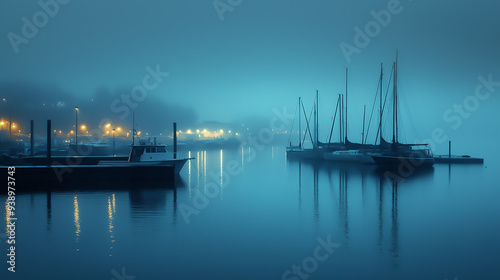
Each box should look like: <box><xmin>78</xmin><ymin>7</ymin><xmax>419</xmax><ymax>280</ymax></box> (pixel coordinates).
<box><xmin>1</xmin><ymin>146</ymin><xmax>499</xmax><ymax>279</ymax></box>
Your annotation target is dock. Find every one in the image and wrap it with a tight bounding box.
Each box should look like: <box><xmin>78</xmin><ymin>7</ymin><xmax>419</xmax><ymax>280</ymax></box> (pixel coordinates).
<box><xmin>434</xmin><ymin>155</ymin><xmax>484</xmax><ymax>164</ymax></box>
<box><xmin>432</xmin><ymin>141</ymin><xmax>484</xmax><ymax>164</ymax></box>
<box><xmin>1</xmin><ymin>155</ymin><xmax>129</xmax><ymax>166</ymax></box>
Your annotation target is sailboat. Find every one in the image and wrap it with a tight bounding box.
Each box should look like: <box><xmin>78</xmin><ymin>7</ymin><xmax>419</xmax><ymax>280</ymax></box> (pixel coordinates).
<box><xmin>371</xmin><ymin>54</ymin><xmax>435</xmax><ymax>168</ymax></box>
<box><xmin>324</xmin><ymin>67</ymin><xmax>390</xmax><ymax>163</ymax></box>
<box><xmin>286</xmin><ymin>91</ymin><xmax>345</xmax><ymax>159</ymax></box>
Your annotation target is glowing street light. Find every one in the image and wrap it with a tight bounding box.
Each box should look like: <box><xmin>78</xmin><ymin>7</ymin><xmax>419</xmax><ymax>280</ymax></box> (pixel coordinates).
<box><xmin>80</xmin><ymin>125</ymin><xmax>86</xmax><ymax>130</ymax></box>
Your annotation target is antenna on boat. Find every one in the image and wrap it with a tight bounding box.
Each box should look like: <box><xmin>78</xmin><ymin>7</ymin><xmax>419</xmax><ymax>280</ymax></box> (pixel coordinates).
<box><xmin>173</xmin><ymin>122</ymin><xmax>177</xmax><ymax>159</ymax></box>
<box><xmin>132</xmin><ymin>113</ymin><xmax>135</xmax><ymax>145</ymax></box>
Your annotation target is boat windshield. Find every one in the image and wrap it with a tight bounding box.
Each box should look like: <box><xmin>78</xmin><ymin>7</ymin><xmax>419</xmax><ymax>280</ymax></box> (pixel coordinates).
<box><xmin>145</xmin><ymin>146</ymin><xmax>167</xmax><ymax>153</ymax></box>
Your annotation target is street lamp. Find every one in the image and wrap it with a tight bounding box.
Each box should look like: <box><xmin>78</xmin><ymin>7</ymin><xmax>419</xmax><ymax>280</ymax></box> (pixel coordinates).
<box><xmin>74</xmin><ymin>107</ymin><xmax>78</xmax><ymax>147</ymax></box>
<box><xmin>112</xmin><ymin>128</ymin><xmax>115</xmax><ymax>156</ymax></box>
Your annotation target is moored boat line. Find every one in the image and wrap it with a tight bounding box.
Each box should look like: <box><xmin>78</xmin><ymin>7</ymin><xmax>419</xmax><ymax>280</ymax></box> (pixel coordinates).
<box><xmin>1</xmin><ymin>122</ymin><xmax>194</xmax><ymax>189</ymax></box>
<box><xmin>286</xmin><ymin>54</ymin><xmax>483</xmax><ymax>167</ymax></box>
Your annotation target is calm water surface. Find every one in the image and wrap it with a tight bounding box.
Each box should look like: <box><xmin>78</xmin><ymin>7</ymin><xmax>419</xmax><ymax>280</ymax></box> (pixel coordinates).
<box><xmin>2</xmin><ymin>146</ymin><xmax>499</xmax><ymax>280</ymax></box>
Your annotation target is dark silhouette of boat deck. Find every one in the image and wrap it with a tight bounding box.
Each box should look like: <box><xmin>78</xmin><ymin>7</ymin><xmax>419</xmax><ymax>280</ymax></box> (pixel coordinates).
<box><xmin>1</xmin><ymin>164</ymin><xmax>175</xmax><ymax>191</ymax></box>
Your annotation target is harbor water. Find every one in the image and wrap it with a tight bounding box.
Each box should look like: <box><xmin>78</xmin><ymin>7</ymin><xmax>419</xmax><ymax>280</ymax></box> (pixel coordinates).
<box><xmin>1</xmin><ymin>146</ymin><xmax>499</xmax><ymax>279</ymax></box>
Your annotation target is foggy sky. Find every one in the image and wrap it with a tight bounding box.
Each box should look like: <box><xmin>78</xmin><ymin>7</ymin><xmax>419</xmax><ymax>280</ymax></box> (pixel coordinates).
<box><xmin>1</xmin><ymin>0</ymin><xmax>499</xmax><ymax>155</ymax></box>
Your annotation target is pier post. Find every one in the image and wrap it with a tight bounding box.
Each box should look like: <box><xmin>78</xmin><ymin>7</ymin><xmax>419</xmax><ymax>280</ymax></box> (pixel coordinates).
<box><xmin>9</xmin><ymin>114</ymin><xmax>12</xmax><ymax>138</ymax></box>
<box><xmin>47</xmin><ymin>120</ymin><xmax>52</xmax><ymax>164</ymax></box>
<box><xmin>30</xmin><ymin>120</ymin><xmax>34</xmax><ymax>157</ymax></box>
<box><xmin>173</xmin><ymin>122</ymin><xmax>177</xmax><ymax>159</ymax></box>
<box><xmin>449</xmin><ymin>141</ymin><xmax>451</xmax><ymax>158</ymax></box>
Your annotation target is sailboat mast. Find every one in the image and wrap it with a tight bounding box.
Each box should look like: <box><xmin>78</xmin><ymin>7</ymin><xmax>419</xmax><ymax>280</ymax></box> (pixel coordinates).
<box><xmin>362</xmin><ymin>105</ymin><xmax>366</xmax><ymax>144</ymax></box>
<box><xmin>379</xmin><ymin>63</ymin><xmax>383</xmax><ymax>145</ymax></box>
<box><xmin>313</xmin><ymin>91</ymin><xmax>317</xmax><ymax>149</ymax></box>
<box><xmin>338</xmin><ymin>94</ymin><xmax>342</xmax><ymax>143</ymax></box>
<box><xmin>340</xmin><ymin>94</ymin><xmax>344</xmax><ymax>143</ymax></box>
<box><xmin>298</xmin><ymin>97</ymin><xmax>301</xmax><ymax>148</ymax></box>
<box><xmin>132</xmin><ymin>112</ymin><xmax>135</xmax><ymax>145</ymax></box>
<box><xmin>392</xmin><ymin>61</ymin><xmax>396</xmax><ymax>144</ymax></box>
<box><xmin>328</xmin><ymin>95</ymin><xmax>340</xmax><ymax>145</ymax></box>
<box><xmin>315</xmin><ymin>90</ymin><xmax>319</xmax><ymax>148</ymax></box>
<box><xmin>392</xmin><ymin>52</ymin><xmax>400</xmax><ymax>145</ymax></box>
<box><xmin>345</xmin><ymin>68</ymin><xmax>348</xmax><ymax>143</ymax></box>
<box><xmin>395</xmin><ymin>53</ymin><xmax>399</xmax><ymax>143</ymax></box>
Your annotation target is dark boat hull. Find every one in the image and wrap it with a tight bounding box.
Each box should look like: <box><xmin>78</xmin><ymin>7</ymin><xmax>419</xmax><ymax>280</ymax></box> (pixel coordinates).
<box><xmin>371</xmin><ymin>155</ymin><xmax>435</xmax><ymax>168</ymax></box>
<box><xmin>1</xmin><ymin>164</ymin><xmax>175</xmax><ymax>192</ymax></box>
<box><xmin>286</xmin><ymin>144</ymin><xmax>346</xmax><ymax>159</ymax></box>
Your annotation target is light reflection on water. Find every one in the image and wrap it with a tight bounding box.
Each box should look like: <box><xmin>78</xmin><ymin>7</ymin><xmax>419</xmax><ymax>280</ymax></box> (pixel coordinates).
<box><xmin>107</xmin><ymin>194</ymin><xmax>115</xmax><ymax>257</ymax></box>
<box><xmin>288</xmin><ymin>158</ymin><xmax>435</xmax><ymax>268</ymax></box>
<box><xmin>73</xmin><ymin>195</ymin><xmax>80</xmax><ymax>249</ymax></box>
<box><xmin>1</xmin><ymin>146</ymin><xmax>499</xmax><ymax>280</ymax></box>
<box><xmin>220</xmin><ymin>149</ymin><xmax>224</xmax><ymax>199</ymax></box>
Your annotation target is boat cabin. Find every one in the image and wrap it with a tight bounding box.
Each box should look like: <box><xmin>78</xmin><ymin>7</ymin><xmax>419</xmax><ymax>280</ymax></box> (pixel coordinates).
<box><xmin>128</xmin><ymin>145</ymin><xmax>169</xmax><ymax>162</ymax></box>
